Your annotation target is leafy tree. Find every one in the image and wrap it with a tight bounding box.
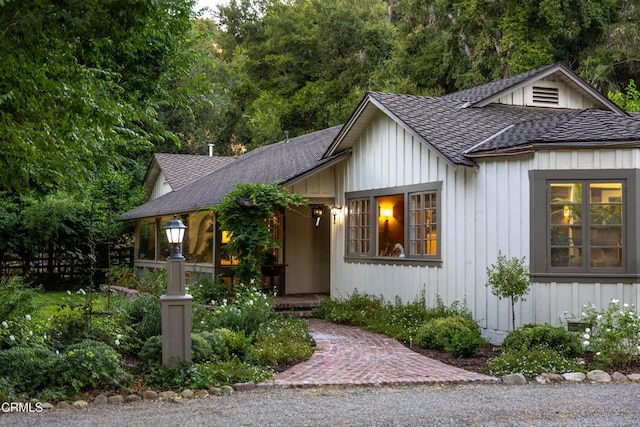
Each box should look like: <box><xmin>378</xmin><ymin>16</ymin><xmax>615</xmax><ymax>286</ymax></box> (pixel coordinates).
<box><xmin>0</xmin><ymin>0</ymin><xmax>198</xmax><ymax>195</ymax></box>
<box><xmin>486</xmin><ymin>251</ymin><xmax>531</xmax><ymax>331</ymax></box>
<box><xmin>609</xmin><ymin>80</ymin><xmax>640</xmax><ymax>113</ymax></box>
<box><xmin>215</xmin><ymin>183</ymin><xmax>306</xmax><ymax>285</ymax></box>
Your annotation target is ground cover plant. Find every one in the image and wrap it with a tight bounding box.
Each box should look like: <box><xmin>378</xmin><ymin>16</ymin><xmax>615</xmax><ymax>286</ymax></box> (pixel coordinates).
<box><xmin>0</xmin><ymin>275</ymin><xmax>314</xmax><ymax>402</ymax></box>
<box><xmin>313</xmin><ymin>290</ymin><xmax>640</xmax><ymax>378</ymax></box>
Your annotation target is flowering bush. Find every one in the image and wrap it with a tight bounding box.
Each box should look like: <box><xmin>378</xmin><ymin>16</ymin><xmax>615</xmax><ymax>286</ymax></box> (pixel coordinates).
<box><xmin>249</xmin><ymin>316</ymin><xmax>314</xmax><ymax>368</ymax></box>
<box><xmin>488</xmin><ymin>346</ymin><xmax>583</xmax><ymax>376</ymax></box>
<box><xmin>0</xmin><ymin>313</ymin><xmax>49</xmax><ymax>349</ymax></box>
<box><xmin>577</xmin><ymin>299</ymin><xmax>640</xmax><ymax>369</ymax></box>
<box><xmin>414</xmin><ymin>316</ymin><xmax>484</xmax><ymax>357</ymax></box>
<box><xmin>196</xmin><ymin>284</ymin><xmax>274</xmax><ymax>336</ymax></box>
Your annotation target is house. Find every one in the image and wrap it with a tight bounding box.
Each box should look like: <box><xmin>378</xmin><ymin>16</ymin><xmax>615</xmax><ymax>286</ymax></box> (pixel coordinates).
<box><xmin>118</xmin><ymin>63</ymin><xmax>640</xmax><ymax>342</ymax></box>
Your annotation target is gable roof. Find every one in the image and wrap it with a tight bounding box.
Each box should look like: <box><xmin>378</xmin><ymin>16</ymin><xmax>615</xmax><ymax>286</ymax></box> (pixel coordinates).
<box><xmin>325</xmin><ymin>63</ymin><xmax>635</xmax><ymax>166</ymax></box>
<box><xmin>144</xmin><ymin>153</ymin><xmax>235</xmax><ymax>196</ymax></box>
<box><xmin>117</xmin><ymin>126</ymin><xmax>343</xmax><ymax>220</ymax></box>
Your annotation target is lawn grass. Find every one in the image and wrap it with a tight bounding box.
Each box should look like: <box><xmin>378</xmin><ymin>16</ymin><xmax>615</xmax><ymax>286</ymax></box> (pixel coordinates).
<box><xmin>32</xmin><ymin>290</ymin><xmax>122</xmax><ymax>320</ymax></box>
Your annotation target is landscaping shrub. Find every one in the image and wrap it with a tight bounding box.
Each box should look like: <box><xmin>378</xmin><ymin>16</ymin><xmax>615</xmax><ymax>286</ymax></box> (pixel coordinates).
<box><xmin>0</xmin><ymin>377</ymin><xmax>16</xmax><ymax>402</ymax></box>
<box><xmin>215</xmin><ymin>328</ymin><xmax>253</xmax><ymax>361</ymax></box>
<box><xmin>47</xmin><ymin>307</ymin><xmax>88</xmax><ymax>348</ymax></box>
<box><xmin>126</xmin><ymin>294</ymin><xmax>162</xmax><ymax>349</ymax></box>
<box><xmin>139</xmin><ymin>335</ymin><xmax>163</xmax><ymax>365</ymax></box>
<box><xmin>0</xmin><ymin>347</ymin><xmax>57</xmax><ymax>396</ymax></box>
<box><xmin>191</xmin><ymin>333</ymin><xmax>215</xmax><ymax>363</ymax></box>
<box><xmin>187</xmin><ymin>274</ymin><xmax>232</xmax><ymax>305</ymax></box>
<box><xmin>502</xmin><ymin>323</ymin><xmax>582</xmax><ymax>358</ymax></box>
<box><xmin>189</xmin><ymin>359</ymin><xmax>272</xmax><ymax>388</ymax></box>
<box><xmin>415</xmin><ymin>316</ymin><xmax>484</xmax><ymax>357</ymax></box>
<box><xmin>488</xmin><ymin>346</ymin><xmax>583</xmax><ymax>377</ymax></box>
<box><xmin>198</xmin><ymin>285</ymin><xmax>274</xmax><ymax>336</ymax></box>
<box><xmin>249</xmin><ymin>316</ymin><xmax>314</xmax><ymax>368</ymax></box>
<box><xmin>56</xmin><ymin>339</ymin><xmax>121</xmax><ymax>394</ymax></box>
<box><xmin>579</xmin><ymin>299</ymin><xmax>640</xmax><ymax>369</ymax></box>
<box><xmin>0</xmin><ymin>277</ymin><xmax>38</xmax><ymax>321</ymax></box>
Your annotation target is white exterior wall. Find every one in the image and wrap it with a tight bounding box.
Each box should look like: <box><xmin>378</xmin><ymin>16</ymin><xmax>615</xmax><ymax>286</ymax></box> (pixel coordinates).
<box><xmin>330</xmin><ymin>113</ymin><xmax>490</xmax><ymax>330</ymax></box>
<box><xmin>495</xmin><ymin>78</ymin><xmax>599</xmax><ymax>109</ymax></box>
<box><xmin>330</xmin><ymin>112</ymin><xmax>640</xmax><ymax>343</ymax></box>
<box><xmin>528</xmin><ymin>149</ymin><xmax>640</xmax><ymax>336</ymax></box>
<box><xmin>150</xmin><ymin>171</ymin><xmax>172</xmax><ymax>200</ymax></box>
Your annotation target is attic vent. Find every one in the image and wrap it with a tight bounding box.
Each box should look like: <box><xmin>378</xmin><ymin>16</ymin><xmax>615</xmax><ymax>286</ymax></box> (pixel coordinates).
<box><xmin>532</xmin><ymin>86</ymin><xmax>559</xmax><ymax>105</ymax></box>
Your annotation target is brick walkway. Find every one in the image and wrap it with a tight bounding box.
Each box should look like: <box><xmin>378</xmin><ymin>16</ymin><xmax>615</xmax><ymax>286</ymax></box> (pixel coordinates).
<box><xmin>260</xmin><ymin>319</ymin><xmax>498</xmax><ymax>388</ymax></box>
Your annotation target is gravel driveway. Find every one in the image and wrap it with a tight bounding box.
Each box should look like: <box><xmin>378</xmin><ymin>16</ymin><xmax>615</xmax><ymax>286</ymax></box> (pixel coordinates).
<box><xmin>2</xmin><ymin>383</ymin><xmax>639</xmax><ymax>427</ymax></box>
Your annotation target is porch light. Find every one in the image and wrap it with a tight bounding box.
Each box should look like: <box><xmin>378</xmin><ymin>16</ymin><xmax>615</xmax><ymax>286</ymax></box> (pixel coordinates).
<box><xmin>164</xmin><ymin>215</ymin><xmax>187</xmax><ymax>258</ymax></box>
<box><xmin>311</xmin><ymin>206</ymin><xmax>323</xmax><ymax>228</ymax></box>
<box><xmin>330</xmin><ymin>205</ymin><xmax>342</xmax><ymax>224</ymax></box>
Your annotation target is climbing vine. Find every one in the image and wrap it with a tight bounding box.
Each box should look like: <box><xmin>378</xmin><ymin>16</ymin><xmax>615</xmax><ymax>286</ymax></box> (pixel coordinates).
<box><xmin>215</xmin><ymin>183</ymin><xmax>306</xmax><ymax>286</ymax></box>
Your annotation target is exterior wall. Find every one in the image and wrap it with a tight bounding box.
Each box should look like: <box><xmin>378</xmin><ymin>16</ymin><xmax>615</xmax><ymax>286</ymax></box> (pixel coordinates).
<box><xmin>330</xmin><ymin>112</ymin><xmax>486</xmax><ymax>330</ymax></box>
<box><xmin>495</xmin><ymin>77</ymin><xmax>599</xmax><ymax>109</ymax></box>
<box><xmin>151</xmin><ymin>171</ymin><xmax>172</xmax><ymax>200</ymax></box>
<box><xmin>330</xmin><ymin>112</ymin><xmax>640</xmax><ymax>343</ymax></box>
<box><xmin>528</xmin><ymin>149</ymin><xmax>640</xmax><ymax>335</ymax></box>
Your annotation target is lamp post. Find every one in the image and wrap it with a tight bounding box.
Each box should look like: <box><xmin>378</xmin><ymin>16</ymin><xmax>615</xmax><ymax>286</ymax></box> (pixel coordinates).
<box><xmin>161</xmin><ymin>215</ymin><xmax>192</xmax><ymax>366</ymax></box>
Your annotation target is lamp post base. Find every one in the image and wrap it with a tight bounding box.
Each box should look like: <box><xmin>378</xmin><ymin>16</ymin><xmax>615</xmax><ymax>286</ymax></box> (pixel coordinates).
<box><xmin>160</xmin><ymin>294</ymin><xmax>192</xmax><ymax>367</ymax></box>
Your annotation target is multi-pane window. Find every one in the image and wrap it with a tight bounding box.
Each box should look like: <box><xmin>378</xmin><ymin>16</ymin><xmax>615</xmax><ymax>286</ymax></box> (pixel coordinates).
<box><xmin>549</xmin><ymin>181</ymin><xmax>623</xmax><ymax>271</ymax></box>
<box><xmin>409</xmin><ymin>192</ymin><xmax>438</xmax><ymax>257</ymax></box>
<box><xmin>346</xmin><ymin>182</ymin><xmax>441</xmax><ymax>261</ymax></box>
<box><xmin>348</xmin><ymin>198</ymin><xmax>371</xmax><ymax>255</ymax></box>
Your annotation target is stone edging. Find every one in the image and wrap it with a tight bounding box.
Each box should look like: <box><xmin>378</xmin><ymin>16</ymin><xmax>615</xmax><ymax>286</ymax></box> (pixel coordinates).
<box><xmin>501</xmin><ymin>370</ymin><xmax>640</xmax><ymax>385</ymax></box>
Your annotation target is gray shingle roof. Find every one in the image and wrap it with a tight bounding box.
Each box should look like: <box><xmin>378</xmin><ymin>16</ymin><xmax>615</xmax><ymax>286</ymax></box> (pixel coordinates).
<box><xmin>117</xmin><ymin>126</ymin><xmax>342</xmax><ymax>220</ymax></box>
<box><xmin>466</xmin><ymin>110</ymin><xmax>640</xmax><ymax>155</ymax></box>
<box><xmin>368</xmin><ymin>92</ymin><xmax>566</xmax><ymax>165</ymax></box>
<box><xmin>153</xmin><ymin>153</ymin><xmax>235</xmax><ymax>190</ymax></box>
<box><xmin>442</xmin><ymin>63</ymin><xmax>559</xmax><ymax>105</ymax></box>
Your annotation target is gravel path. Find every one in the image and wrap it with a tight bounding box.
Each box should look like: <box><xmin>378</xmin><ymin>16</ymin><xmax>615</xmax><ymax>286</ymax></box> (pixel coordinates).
<box><xmin>2</xmin><ymin>383</ymin><xmax>639</xmax><ymax>427</ymax></box>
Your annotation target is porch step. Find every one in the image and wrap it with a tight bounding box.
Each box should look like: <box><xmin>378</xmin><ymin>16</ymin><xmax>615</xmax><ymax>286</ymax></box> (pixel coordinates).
<box><xmin>273</xmin><ymin>294</ymin><xmax>324</xmax><ymax>318</ymax></box>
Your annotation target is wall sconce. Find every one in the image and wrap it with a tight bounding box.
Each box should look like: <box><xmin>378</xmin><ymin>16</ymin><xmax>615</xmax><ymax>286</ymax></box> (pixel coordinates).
<box><xmin>311</xmin><ymin>206</ymin><xmax>323</xmax><ymax>228</ymax></box>
<box><xmin>330</xmin><ymin>205</ymin><xmax>342</xmax><ymax>224</ymax></box>
<box><xmin>563</xmin><ymin>205</ymin><xmax>570</xmax><ymax>219</ymax></box>
<box><xmin>380</xmin><ymin>207</ymin><xmax>393</xmax><ymax>219</ymax></box>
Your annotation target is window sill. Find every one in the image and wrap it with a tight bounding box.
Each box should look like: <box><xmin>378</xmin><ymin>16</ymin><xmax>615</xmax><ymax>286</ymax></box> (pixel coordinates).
<box><xmin>344</xmin><ymin>256</ymin><xmax>442</xmax><ymax>267</ymax></box>
<box><xmin>532</xmin><ymin>272</ymin><xmax>640</xmax><ymax>283</ymax></box>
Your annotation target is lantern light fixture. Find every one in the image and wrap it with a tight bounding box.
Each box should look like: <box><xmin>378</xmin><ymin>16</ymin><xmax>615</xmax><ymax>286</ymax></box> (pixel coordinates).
<box><xmin>164</xmin><ymin>215</ymin><xmax>187</xmax><ymax>258</ymax></box>
<box><xmin>330</xmin><ymin>205</ymin><xmax>342</xmax><ymax>224</ymax></box>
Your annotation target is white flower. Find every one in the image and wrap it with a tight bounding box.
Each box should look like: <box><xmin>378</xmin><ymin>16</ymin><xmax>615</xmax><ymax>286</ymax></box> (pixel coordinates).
<box><xmin>29</xmin><ymin>331</ymin><xmax>33</xmax><ymax>336</ymax></box>
<box><xmin>612</xmin><ymin>299</ymin><xmax>620</xmax><ymax>304</ymax></box>
<box><xmin>77</xmin><ymin>288</ymin><xmax>86</xmax><ymax>295</ymax></box>
<box><xmin>624</xmin><ymin>303</ymin><xmax>629</xmax><ymax>308</ymax></box>
<box><xmin>117</xmin><ymin>334</ymin><xmax>123</xmax><ymax>340</ymax></box>
<box><xmin>56</xmin><ymin>350</ymin><xmax>60</xmax><ymax>356</ymax></box>
<box><xmin>583</xmin><ymin>340</ymin><xmax>590</xmax><ymax>346</ymax></box>
<box><xmin>581</xmin><ymin>312</ymin><xmax>586</xmax><ymax>317</ymax></box>
<box><xmin>585</xmin><ymin>328</ymin><xmax>591</xmax><ymax>333</ymax></box>
<box><xmin>596</xmin><ymin>314</ymin><xmax>602</xmax><ymax>320</ymax></box>
<box><xmin>1</xmin><ymin>321</ymin><xmax>7</xmax><ymax>328</ymax></box>
<box><xmin>67</xmin><ymin>290</ymin><xmax>72</xmax><ymax>295</ymax></box>
<box><xmin>115</xmin><ymin>339</ymin><xmax>120</xmax><ymax>346</ymax></box>
<box><xmin>9</xmin><ymin>335</ymin><xmax>15</xmax><ymax>341</ymax></box>
<box><xmin>583</xmin><ymin>333</ymin><xmax>590</xmax><ymax>339</ymax></box>
<box><xmin>596</xmin><ymin>352</ymin><xmax>601</xmax><ymax>356</ymax></box>
<box><xmin>24</xmin><ymin>314</ymin><xmax>31</xmax><ymax>321</ymax></box>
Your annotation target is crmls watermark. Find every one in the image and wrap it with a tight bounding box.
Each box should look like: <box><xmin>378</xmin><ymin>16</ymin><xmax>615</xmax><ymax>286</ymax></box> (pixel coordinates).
<box><xmin>1</xmin><ymin>402</ymin><xmax>43</xmax><ymax>413</ymax></box>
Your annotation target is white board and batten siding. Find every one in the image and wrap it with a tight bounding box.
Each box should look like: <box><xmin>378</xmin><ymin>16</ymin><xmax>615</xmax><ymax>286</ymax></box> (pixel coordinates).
<box><xmin>331</xmin><ymin>112</ymin><xmax>502</xmax><ymax>338</ymax></box>
<box><xmin>150</xmin><ymin>171</ymin><xmax>172</xmax><ymax>200</ymax></box>
<box><xmin>529</xmin><ymin>149</ymin><xmax>640</xmax><ymax>337</ymax></box>
<box><xmin>495</xmin><ymin>78</ymin><xmax>600</xmax><ymax>110</ymax></box>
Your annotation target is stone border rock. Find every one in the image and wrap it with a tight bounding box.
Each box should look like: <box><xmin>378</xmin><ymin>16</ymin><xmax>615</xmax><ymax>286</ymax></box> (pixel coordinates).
<box><xmin>501</xmin><ymin>370</ymin><xmax>640</xmax><ymax>385</ymax></box>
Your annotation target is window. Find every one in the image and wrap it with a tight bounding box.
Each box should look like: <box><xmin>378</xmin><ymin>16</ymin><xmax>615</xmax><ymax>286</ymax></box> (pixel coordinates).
<box><xmin>348</xmin><ymin>198</ymin><xmax>371</xmax><ymax>255</ymax></box>
<box><xmin>530</xmin><ymin>170</ymin><xmax>640</xmax><ymax>280</ymax></box>
<box><xmin>346</xmin><ymin>182</ymin><xmax>441</xmax><ymax>263</ymax></box>
<box><xmin>137</xmin><ymin>218</ymin><xmax>156</xmax><ymax>260</ymax></box>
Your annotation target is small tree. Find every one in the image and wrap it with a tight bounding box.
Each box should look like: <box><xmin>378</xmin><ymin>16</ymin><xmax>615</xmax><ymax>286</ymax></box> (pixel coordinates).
<box><xmin>215</xmin><ymin>183</ymin><xmax>306</xmax><ymax>286</ymax></box>
<box><xmin>485</xmin><ymin>251</ymin><xmax>531</xmax><ymax>331</ymax></box>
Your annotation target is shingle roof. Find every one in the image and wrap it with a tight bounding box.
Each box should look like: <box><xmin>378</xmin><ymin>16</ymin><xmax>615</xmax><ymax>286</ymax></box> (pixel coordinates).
<box><xmin>442</xmin><ymin>63</ymin><xmax>559</xmax><ymax>105</ymax></box>
<box><xmin>466</xmin><ymin>110</ymin><xmax>640</xmax><ymax>155</ymax></box>
<box><xmin>117</xmin><ymin>126</ymin><xmax>342</xmax><ymax>220</ymax></box>
<box><xmin>153</xmin><ymin>153</ymin><xmax>236</xmax><ymax>191</ymax></box>
<box><xmin>368</xmin><ymin>92</ymin><xmax>566</xmax><ymax>165</ymax></box>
